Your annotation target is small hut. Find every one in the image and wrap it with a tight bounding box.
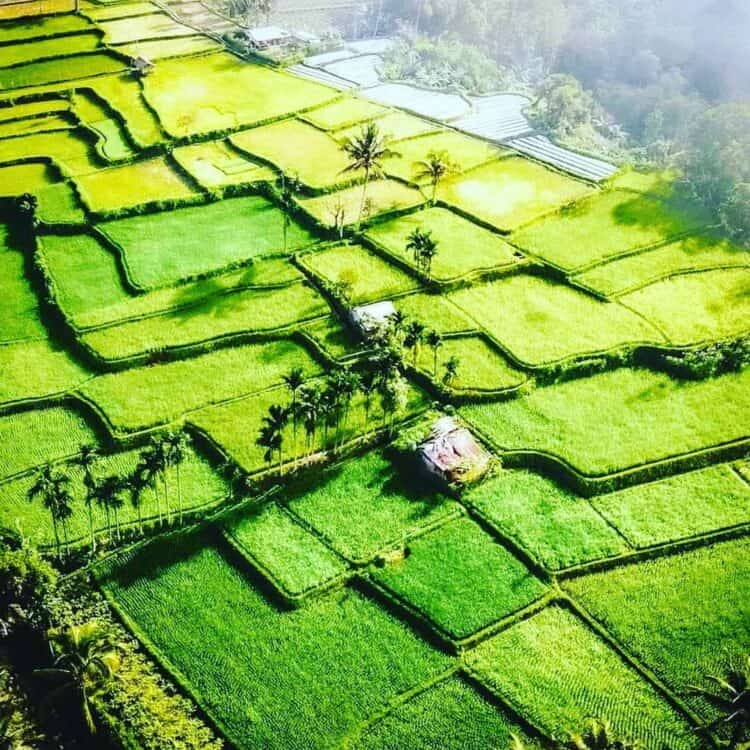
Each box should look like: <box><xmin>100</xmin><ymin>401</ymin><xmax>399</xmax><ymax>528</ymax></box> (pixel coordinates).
<box><xmin>349</xmin><ymin>300</ymin><xmax>396</xmax><ymax>339</ymax></box>
<box><xmin>130</xmin><ymin>55</ymin><xmax>154</xmax><ymax>77</ymax></box>
<box><xmin>243</xmin><ymin>25</ymin><xmax>293</xmax><ymax>50</ymax></box>
<box><xmin>418</xmin><ymin>416</ymin><xmax>490</xmax><ymax>486</ymax></box>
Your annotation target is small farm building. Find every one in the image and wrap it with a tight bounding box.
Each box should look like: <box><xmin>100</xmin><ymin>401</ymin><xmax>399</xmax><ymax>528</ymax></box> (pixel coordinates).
<box><xmin>244</xmin><ymin>26</ymin><xmax>293</xmax><ymax>49</ymax></box>
<box><xmin>349</xmin><ymin>300</ymin><xmax>396</xmax><ymax>338</ymax></box>
<box><xmin>418</xmin><ymin>416</ymin><xmax>490</xmax><ymax>485</ymax></box>
<box><xmin>130</xmin><ymin>56</ymin><xmax>154</xmax><ymax>76</ymax></box>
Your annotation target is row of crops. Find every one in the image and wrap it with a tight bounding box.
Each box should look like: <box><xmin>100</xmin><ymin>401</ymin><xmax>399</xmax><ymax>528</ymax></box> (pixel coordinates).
<box><xmin>0</xmin><ymin>5</ymin><xmax>748</xmax><ymax>750</ymax></box>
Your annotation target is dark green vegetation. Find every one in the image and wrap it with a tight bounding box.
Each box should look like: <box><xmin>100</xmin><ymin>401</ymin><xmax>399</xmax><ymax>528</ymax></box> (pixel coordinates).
<box><xmin>0</xmin><ymin>9</ymin><xmax>748</xmax><ymax>750</ymax></box>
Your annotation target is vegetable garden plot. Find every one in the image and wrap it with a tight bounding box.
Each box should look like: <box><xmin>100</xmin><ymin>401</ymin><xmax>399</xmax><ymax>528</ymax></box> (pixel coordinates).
<box><xmin>0</xmin><ymin>406</ymin><xmax>96</xmax><ymax>480</ymax></box>
<box><xmin>286</xmin><ymin>450</ymin><xmax>460</xmax><ymax>564</ymax></box>
<box><xmin>97</xmin><ymin>13</ymin><xmax>196</xmax><ymax>44</ymax></box>
<box><xmin>352</xmin><ymin>677</ymin><xmax>543</xmax><ymax>750</ymax></box>
<box><xmin>620</xmin><ymin>267</ymin><xmax>750</xmax><ymax>344</ymax></box>
<box><xmin>81</xmin><ymin>281</ymin><xmax>330</xmax><ymax>362</ymax></box>
<box><xmin>223</xmin><ymin>503</ymin><xmax>347</xmax><ymax>598</ymax></box>
<box><xmin>512</xmin><ymin>188</ymin><xmax>714</xmax><ymax>272</ymax></box>
<box><xmin>302</xmin><ymin>243</ymin><xmax>419</xmax><ymax>303</ymax></box>
<box><xmin>573</xmin><ymin>233</ymin><xmax>750</xmax><ymax>297</ymax></box>
<box><xmin>0</xmin><ymin>32</ymin><xmax>100</xmax><ymax>68</ymax></box>
<box><xmin>80</xmin><ymin>340</ymin><xmax>322</xmax><ymax>434</ymax></box>
<box><xmin>97</xmin><ymin>195</ymin><xmax>316</xmax><ymax>290</ymax></box>
<box><xmin>466</xmin><ymin>605</ymin><xmax>698</xmax><ymax>749</ymax></box>
<box><xmin>465</xmin><ymin>470</ymin><xmax>628</xmax><ymax>570</ymax></box>
<box><xmin>591</xmin><ymin>463</ymin><xmax>750</xmax><ymax>548</ymax></box>
<box><xmin>0</xmin><ymin>130</ymin><xmax>99</xmax><ymax>176</ymax></box>
<box><xmin>173</xmin><ymin>140</ymin><xmax>275</xmax><ymax>190</ymax></box>
<box><xmin>302</xmin><ymin>96</ymin><xmax>388</xmax><ymax>131</ymax></box>
<box><xmin>0</xmin><ymin>340</ymin><xmax>89</xmax><ymax>406</ymax></box>
<box><xmin>190</xmin><ymin>383</ymin><xmax>430</xmax><ymax>477</ymax></box>
<box><xmin>438</xmin><ymin>157</ymin><xmax>593</xmax><ymax>232</ymax></box>
<box><xmin>0</xmin><ymin>53</ymin><xmax>125</xmax><ymax>90</ymax></box>
<box><xmin>366</xmin><ymin>206</ymin><xmax>519</xmax><ymax>282</ymax></box>
<box><xmin>372</xmin><ymin>517</ymin><xmax>547</xmax><ymax>640</ymax></box>
<box><xmin>334</xmin><ymin>110</ymin><xmax>437</xmax><ymax>144</ymax></box>
<box><xmin>142</xmin><ymin>53</ymin><xmax>337</xmax><ymax>138</ymax></box>
<box><xmin>460</xmin><ymin>366</ymin><xmax>750</xmax><ymax>477</ymax></box>
<box><xmin>230</xmin><ymin>119</ymin><xmax>361</xmax><ymax>190</ymax></box>
<box><xmin>102</xmin><ymin>537</ymin><xmax>451</xmax><ymax>750</ymax></box>
<box><xmin>0</xmin><ymin>445</ymin><xmax>226</xmax><ymax>549</ymax></box>
<box><xmin>299</xmin><ymin>179</ymin><xmax>425</xmax><ymax>227</ymax></box>
<box><xmin>448</xmin><ymin>275</ymin><xmax>663</xmax><ymax>366</ymax></box>
<box><xmin>74</xmin><ymin>157</ymin><xmax>199</xmax><ymax>213</ymax></box>
<box><xmin>564</xmin><ymin>537</ymin><xmax>750</xmax><ymax>720</ymax></box>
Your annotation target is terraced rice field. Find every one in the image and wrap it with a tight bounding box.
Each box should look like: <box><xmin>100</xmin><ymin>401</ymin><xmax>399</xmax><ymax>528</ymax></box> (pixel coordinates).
<box><xmin>1</xmin><ymin>10</ymin><xmax>748</xmax><ymax>750</ymax></box>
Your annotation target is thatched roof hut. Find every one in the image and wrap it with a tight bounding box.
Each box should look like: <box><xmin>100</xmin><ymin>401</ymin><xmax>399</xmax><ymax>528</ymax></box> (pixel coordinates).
<box><xmin>349</xmin><ymin>300</ymin><xmax>396</xmax><ymax>339</ymax></box>
<box><xmin>418</xmin><ymin>416</ymin><xmax>490</xmax><ymax>485</ymax></box>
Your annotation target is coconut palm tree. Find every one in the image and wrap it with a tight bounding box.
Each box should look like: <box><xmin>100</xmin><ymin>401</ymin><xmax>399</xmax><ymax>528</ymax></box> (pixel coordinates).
<box><xmin>36</xmin><ymin>621</ymin><xmax>121</xmax><ymax>735</ymax></box>
<box><xmin>27</xmin><ymin>467</ymin><xmax>72</xmax><ymax>559</ymax></box>
<box><xmin>425</xmin><ymin>330</ymin><xmax>443</xmax><ymax>376</ymax></box>
<box><xmin>164</xmin><ymin>431</ymin><xmax>191</xmax><ymax>525</ymax></box>
<box><xmin>359</xmin><ymin>369</ymin><xmax>379</xmax><ymax>430</ymax></box>
<box><xmin>414</xmin><ymin>150</ymin><xmax>456</xmax><ymax>204</ymax></box>
<box><xmin>403</xmin><ymin>320</ymin><xmax>426</xmax><ymax>366</ymax></box>
<box><xmin>338</xmin><ymin>368</ymin><xmax>362</xmax><ymax>446</ymax></box>
<box><xmin>126</xmin><ymin>466</ymin><xmax>149</xmax><ymax>536</ymax></box>
<box><xmin>73</xmin><ymin>445</ymin><xmax>98</xmax><ymax>551</ymax></box>
<box><xmin>443</xmin><ymin>355</ymin><xmax>460</xmax><ymax>387</ymax></box>
<box><xmin>258</xmin><ymin>405</ymin><xmax>289</xmax><ymax>474</ymax></box>
<box><xmin>138</xmin><ymin>444</ymin><xmax>163</xmax><ymax>526</ymax></box>
<box><xmin>283</xmin><ymin>367</ymin><xmax>306</xmax><ymax>456</ymax></box>
<box><xmin>511</xmin><ymin>719</ymin><xmax>641</xmax><ymax>750</ymax></box>
<box><xmin>419</xmin><ymin>234</ymin><xmax>439</xmax><ymax>277</ymax></box>
<box><xmin>92</xmin><ymin>476</ymin><xmax>124</xmax><ymax>544</ymax></box>
<box><xmin>691</xmin><ymin>654</ymin><xmax>750</xmax><ymax>748</ymax></box>
<box><xmin>341</xmin><ymin>122</ymin><xmax>395</xmax><ymax>228</ymax></box>
<box><xmin>297</xmin><ymin>385</ymin><xmax>322</xmax><ymax>457</ymax></box>
<box><xmin>406</xmin><ymin>227</ymin><xmax>429</xmax><ymax>266</ymax></box>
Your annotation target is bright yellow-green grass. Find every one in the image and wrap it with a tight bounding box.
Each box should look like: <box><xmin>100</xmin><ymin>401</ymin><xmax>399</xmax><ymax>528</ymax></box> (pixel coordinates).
<box><xmin>448</xmin><ymin>275</ymin><xmax>663</xmax><ymax>365</ymax></box>
<box><xmin>461</xmin><ymin>366</ymin><xmax>750</xmax><ymax>476</ymax></box>
<box><xmin>301</xmin><ymin>316</ymin><xmax>356</xmax><ymax>360</ymax></box>
<box><xmin>302</xmin><ymin>96</ymin><xmax>388</xmax><ymax>130</ymax></box>
<box><xmin>302</xmin><ymin>243</ymin><xmax>419</xmax><ymax>303</ymax></box>
<box><xmin>384</xmin><ymin>131</ymin><xmax>505</xmax><ymax>185</ymax></box>
<box><xmin>142</xmin><ymin>53</ymin><xmax>337</xmax><ymax>138</ymax></box>
<box><xmin>35</xmin><ymin>182</ymin><xmax>86</xmax><ymax>224</ymax></box>
<box><xmin>0</xmin><ymin>113</ymin><xmax>71</xmax><ymax>138</ymax></box>
<box><xmin>0</xmin><ymin>162</ymin><xmax>53</xmax><ymax>196</ymax></box>
<box><xmin>415</xmin><ymin>336</ymin><xmax>525</xmax><ymax>392</ymax></box>
<box><xmin>0</xmin><ymin>32</ymin><xmax>100</xmax><ymax>68</ymax></box>
<box><xmin>591</xmin><ymin>463</ymin><xmax>750</xmax><ymax>548</ymax></box>
<box><xmin>438</xmin><ymin>157</ymin><xmax>593</xmax><ymax>232</ymax></box>
<box><xmin>465</xmin><ymin>470</ymin><xmax>629</xmax><ymax>570</ymax></box>
<box><xmin>73</xmin><ymin>92</ymin><xmax>134</xmax><ymax>161</ymax></box>
<box><xmin>467</xmin><ymin>605</ymin><xmax>698</xmax><ymax>749</ymax></box>
<box><xmin>0</xmin><ymin>406</ymin><xmax>96</xmax><ymax>480</ymax></box>
<box><xmin>0</xmin><ymin>130</ymin><xmax>99</xmax><ymax>176</ymax></box>
<box><xmin>0</xmin><ymin>13</ymin><xmax>91</xmax><ymax>42</ymax></box>
<box><xmin>74</xmin><ymin>157</ymin><xmax>199</xmax><ymax>213</ymax></box>
<box><xmin>0</xmin><ymin>98</ymin><xmax>69</xmax><ymax>122</ymax></box>
<box><xmin>0</xmin><ymin>53</ymin><xmax>125</xmax><ymax>90</ymax></box>
<box><xmin>564</xmin><ymin>537</ymin><xmax>750</xmax><ymax>721</ymax></box>
<box><xmin>334</xmin><ymin>110</ymin><xmax>436</xmax><ymax>143</ymax></box>
<box><xmin>366</xmin><ymin>206</ymin><xmax>519</xmax><ymax>281</ymax></box>
<box><xmin>620</xmin><ymin>267</ymin><xmax>750</xmax><ymax>344</ymax></box>
<box><xmin>97</xmin><ymin>13</ymin><xmax>196</xmax><ymax>44</ymax></box>
<box><xmin>97</xmin><ymin>195</ymin><xmax>316</xmax><ymax>289</ymax></box>
<box><xmin>0</xmin><ymin>340</ymin><xmax>90</xmax><ymax>406</ymax></box>
<box><xmin>394</xmin><ymin>292</ymin><xmax>476</xmax><ymax>334</ymax></box>
<box><xmin>80</xmin><ymin>340</ymin><xmax>322</xmax><ymax>434</ymax></box>
<box><xmin>81</xmin><ymin>282</ymin><xmax>329</xmax><ymax>362</ymax></box>
<box><xmin>224</xmin><ymin>503</ymin><xmax>347</xmax><ymax>597</ymax></box>
<box><xmin>82</xmin><ymin>1</ymin><xmax>158</xmax><ymax>20</ymax></box>
<box><xmin>299</xmin><ymin>179</ymin><xmax>425</xmax><ymax>226</ymax></box>
<box><xmin>115</xmin><ymin>35</ymin><xmax>221</xmax><ymax>60</ymax></box>
<box><xmin>609</xmin><ymin>167</ymin><xmax>679</xmax><ymax>194</ymax></box>
<box><xmin>574</xmin><ymin>233</ymin><xmax>750</xmax><ymax>297</ymax></box>
<box><xmin>372</xmin><ymin>517</ymin><xmax>547</xmax><ymax>639</ymax></box>
<box><xmin>512</xmin><ymin>188</ymin><xmax>714</xmax><ymax>271</ymax></box>
<box><xmin>231</xmin><ymin>119</ymin><xmax>359</xmax><ymax>190</ymax></box>
<box><xmin>173</xmin><ymin>140</ymin><xmax>274</xmax><ymax>189</ymax></box>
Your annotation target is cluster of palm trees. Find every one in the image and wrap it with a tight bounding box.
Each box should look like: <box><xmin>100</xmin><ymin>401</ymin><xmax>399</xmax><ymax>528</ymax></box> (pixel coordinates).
<box><xmin>406</xmin><ymin>226</ymin><xmax>440</xmax><ymax>276</ymax></box>
<box><xmin>27</xmin><ymin>432</ymin><xmax>192</xmax><ymax>558</ymax></box>
<box><xmin>511</xmin><ymin>718</ymin><xmax>641</xmax><ymax>750</ymax></box>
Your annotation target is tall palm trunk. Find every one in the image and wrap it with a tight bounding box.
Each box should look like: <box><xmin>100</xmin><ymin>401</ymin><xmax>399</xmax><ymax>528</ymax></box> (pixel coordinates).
<box><xmin>86</xmin><ymin>501</ymin><xmax>96</xmax><ymax>552</ymax></box>
<box><xmin>51</xmin><ymin>515</ymin><xmax>61</xmax><ymax>559</ymax></box>
<box><xmin>153</xmin><ymin>480</ymin><xmax>162</xmax><ymax>525</ymax></box>
<box><xmin>357</xmin><ymin>167</ymin><xmax>371</xmax><ymax>228</ymax></box>
<box><xmin>176</xmin><ymin>464</ymin><xmax>183</xmax><ymax>526</ymax></box>
<box><xmin>162</xmin><ymin>472</ymin><xmax>170</xmax><ymax>523</ymax></box>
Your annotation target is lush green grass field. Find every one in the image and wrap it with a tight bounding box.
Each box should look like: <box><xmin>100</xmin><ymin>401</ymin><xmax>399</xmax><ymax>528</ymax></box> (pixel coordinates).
<box><xmin>0</xmin><ymin>32</ymin><xmax>100</xmax><ymax>68</ymax></box>
<box><xmin>299</xmin><ymin>180</ymin><xmax>425</xmax><ymax>227</ymax></box>
<box><xmin>438</xmin><ymin>158</ymin><xmax>593</xmax><ymax>232</ymax></box>
<box><xmin>230</xmin><ymin>119</ymin><xmax>360</xmax><ymax>190</ymax></box>
<box><xmin>467</xmin><ymin>605</ymin><xmax>697</xmax><ymax>748</ymax></box>
<box><xmin>573</xmin><ymin>233</ymin><xmax>750</xmax><ymax>297</ymax></box>
<box><xmin>302</xmin><ymin>243</ymin><xmax>419</xmax><ymax>303</ymax></box>
<box><xmin>353</xmin><ymin>677</ymin><xmax>542</xmax><ymax>750</ymax></box>
<box><xmin>82</xmin><ymin>2</ymin><xmax>158</xmax><ymax>20</ymax></box>
<box><xmin>81</xmin><ymin>282</ymin><xmax>329</xmax><ymax>361</ymax></box>
<box><xmin>0</xmin><ymin>445</ymin><xmax>226</xmax><ymax>548</ymax></box>
<box><xmin>142</xmin><ymin>53</ymin><xmax>336</xmax><ymax>138</ymax></box>
<box><xmin>0</xmin><ymin>53</ymin><xmax>124</xmax><ymax>90</ymax></box>
<box><xmin>0</xmin><ymin>13</ymin><xmax>91</xmax><ymax>42</ymax></box>
<box><xmin>80</xmin><ymin>340</ymin><xmax>321</xmax><ymax>434</ymax></box>
<box><xmin>303</xmin><ymin>96</ymin><xmax>387</xmax><ymax>130</ymax></box>
<box><xmin>75</xmin><ymin>157</ymin><xmax>199</xmax><ymax>213</ymax></box>
<box><xmin>97</xmin><ymin>196</ymin><xmax>315</xmax><ymax>289</ymax></box>
<box><xmin>465</xmin><ymin>470</ymin><xmax>629</xmax><ymax>570</ymax></box>
<box><xmin>115</xmin><ymin>36</ymin><xmax>222</xmax><ymax>61</ymax></box>
<box><xmin>512</xmin><ymin>188</ymin><xmax>712</xmax><ymax>271</ymax></box>
<box><xmin>35</xmin><ymin>182</ymin><xmax>86</xmax><ymax>224</ymax></box>
<box><xmin>461</xmin><ymin>366</ymin><xmax>750</xmax><ymax>476</ymax></box>
<box><xmin>335</xmin><ymin>110</ymin><xmax>436</xmax><ymax>144</ymax></box>
<box><xmin>286</xmin><ymin>450</ymin><xmax>460</xmax><ymax>563</ymax></box>
<box><xmin>102</xmin><ymin>535</ymin><xmax>451</xmax><ymax>749</ymax></box>
<box><xmin>73</xmin><ymin>91</ymin><xmax>134</xmax><ymax>162</ymax></box>
<box><xmin>224</xmin><ymin>503</ymin><xmax>346</xmax><ymax>597</ymax></box>
<box><xmin>373</xmin><ymin>517</ymin><xmax>546</xmax><ymax>639</ymax></box>
<box><xmin>98</xmin><ymin>13</ymin><xmax>195</xmax><ymax>44</ymax></box>
<box><xmin>0</xmin><ymin>406</ymin><xmax>96</xmax><ymax>480</ymax></box>
<box><xmin>366</xmin><ymin>206</ymin><xmax>519</xmax><ymax>281</ymax></box>
<box><xmin>173</xmin><ymin>140</ymin><xmax>275</xmax><ymax>190</ymax></box>
<box><xmin>620</xmin><ymin>267</ymin><xmax>750</xmax><ymax>344</ymax></box>
<box><xmin>394</xmin><ymin>292</ymin><xmax>476</xmax><ymax>333</ymax></box>
<box><xmin>565</xmin><ymin>538</ymin><xmax>750</xmax><ymax>720</ymax></box>
<box><xmin>0</xmin><ymin>114</ymin><xmax>71</xmax><ymax>139</ymax></box>
<box><xmin>0</xmin><ymin>98</ymin><xmax>69</xmax><ymax>121</ymax></box>
<box><xmin>448</xmin><ymin>275</ymin><xmax>663</xmax><ymax>365</ymax></box>
<box><xmin>0</xmin><ymin>130</ymin><xmax>99</xmax><ymax>176</ymax></box>
<box><xmin>591</xmin><ymin>464</ymin><xmax>750</xmax><ymax>547</ymax></box>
